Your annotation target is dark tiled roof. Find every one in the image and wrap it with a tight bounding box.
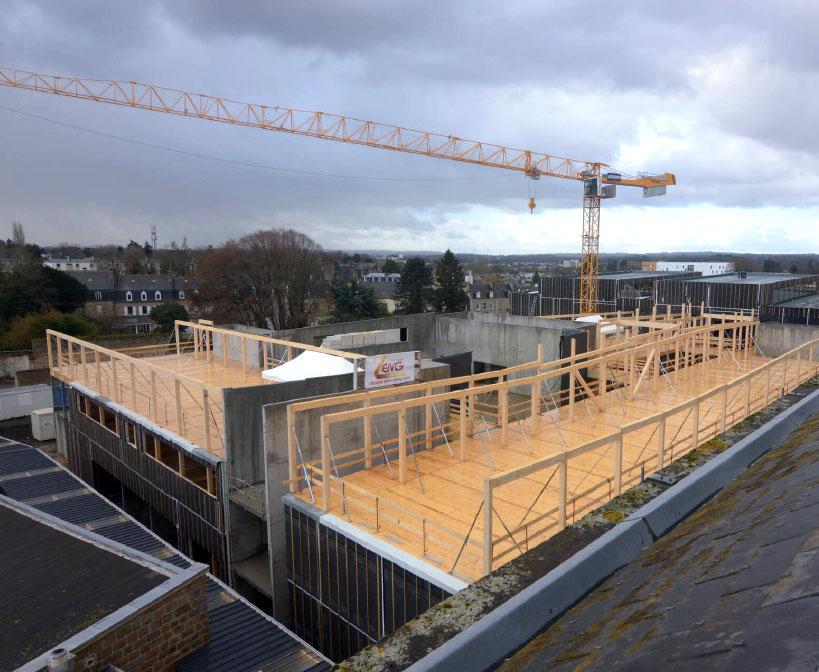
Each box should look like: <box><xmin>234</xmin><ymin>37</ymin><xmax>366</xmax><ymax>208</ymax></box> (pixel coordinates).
<box><xmin>0</xmin><ymin>438</ymin><xmax>330</xmax><ymax>672</ymax></box>
<box><xmin>63</xmin><ymin>269</ymin><xmax>112</xmax><ymax>290</ymax></box>
<box><xmin>0</xmin><ymin>503</ymin><xmax>166</xmax><ymax>671</ymax></box>
<box><xmin>116</xmin><ymin>274</ymin><xmax>174</xmax><ymax>291</ymax></box>
<box><xmin>500</xmin><ymin>412</ymin><xmax>819</xmax><ymax>672</ymax></box>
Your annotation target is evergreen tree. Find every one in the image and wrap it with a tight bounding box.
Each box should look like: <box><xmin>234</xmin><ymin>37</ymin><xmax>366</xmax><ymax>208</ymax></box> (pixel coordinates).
<box><xmin>395</xmin><ymin>257</ymin><xmax>433</xmax><ymax>314</ymax></box>
<box><xmin>381</xmin><ymin>257</ymin><xmax>401</xmax><ymax>273</ymax></box>
<box><xmin>531</xmin><ymin>270</ymin><xmax>541</xmax><ymax>286</ymax></box>
<box><xmin>433</xmin><ymin>250</ymin><xmax>468</xmax><ymax>313</ymax></box>
<box><xmin>331</xmin><ymin>276</ymin><xmax>383</xmax><ymax>321</ymax></box>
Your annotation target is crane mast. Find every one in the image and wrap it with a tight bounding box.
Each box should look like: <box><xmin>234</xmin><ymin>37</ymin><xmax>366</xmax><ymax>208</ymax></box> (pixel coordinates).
<box><xmin>0</xmin><ymin>67</ymin><xmax>675</xmax><ymax>313</ymax></box>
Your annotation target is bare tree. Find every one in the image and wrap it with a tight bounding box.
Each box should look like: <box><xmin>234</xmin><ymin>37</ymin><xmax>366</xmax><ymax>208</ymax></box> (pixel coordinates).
<box><xmin>11</xmin><ymin>221</ymin><xmax>25</xmax><ymax>247</ymax></box>
<box><xmin>195</xmin><ymin>228</ymin><xmax>322</xmax><ymax>329</ymax></box>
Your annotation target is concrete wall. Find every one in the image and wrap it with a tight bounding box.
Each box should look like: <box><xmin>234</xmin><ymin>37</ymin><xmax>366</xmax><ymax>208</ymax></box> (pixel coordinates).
<box><xmin>268</xmin><ymin>312</ymin><xmax>448</xmax><ymax>357</ymax></box>
<box><xmin>434</xmin><ymin>313</ymin><xmax>580</xmax><ymax>371</ymax></box>
<box><xmin>756</xmin><ymin>323</ymin><xmax>819</xmax><ymax>357</ymax></box>
<box><xmin>0</xmin><ymin>351</ymin><xmax>31</xmax><ymax>378</ymax></box>
<box><xmin>224</xmin><ymin>374</ymin><xmax>355</xmax><ymax>485</ymax></box>
<box><xmin>263</xmin><ymin>361</ymin><xmax>450</xmax><ymax>620</ymax></box>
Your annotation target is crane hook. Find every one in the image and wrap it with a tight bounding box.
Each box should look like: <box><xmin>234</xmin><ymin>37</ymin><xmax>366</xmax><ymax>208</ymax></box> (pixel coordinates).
<box><xmin>528</xmin><ymin>196</ymin><xmax>536</xmax><ymax>214</ymax></box>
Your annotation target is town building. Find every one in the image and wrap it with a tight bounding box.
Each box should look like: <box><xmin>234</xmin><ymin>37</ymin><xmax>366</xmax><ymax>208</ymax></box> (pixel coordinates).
<box><xmin>510</xmin><ymin>270</ymin><xmax>698</xmax><ymax>316</ymax></box>
<box><xmin>44</xmin><ymin>255</ymin><xmax>98</xmax><ymax>271</ymax></box>
<box><xmin>65</xmin><ymin>270</ymin><xmax>197</xmax><ymax>331</ymax></box>
<box><xmin>468</xmin><ymin>283</ymin><xmax>510</xmax><ymax>315</ymax></box>
<box><xmin>363</xmin><ymin>272</ymin><xmax>401</xmax><ymax>283</ymax></box>
<box><xmin>0</xmin><ymin>436</ymin><xmax>329</xmax><ymax>671</ymax></box>
<box><xmin>655</xmin><ymin>271</ymin><xmax>819</xmax><ymax>315</ymax></box>
<box><xmin>642</xmin><ymin>260</ymin><xmax>735</xmax><ymax>275</ymax></box>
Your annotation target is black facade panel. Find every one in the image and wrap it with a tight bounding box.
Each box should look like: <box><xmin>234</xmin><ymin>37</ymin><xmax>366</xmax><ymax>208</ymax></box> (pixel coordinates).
<box><xmin>285</xmin><ymin>503</ymin><xmax>452</xmax><ymax>663</ymax></box>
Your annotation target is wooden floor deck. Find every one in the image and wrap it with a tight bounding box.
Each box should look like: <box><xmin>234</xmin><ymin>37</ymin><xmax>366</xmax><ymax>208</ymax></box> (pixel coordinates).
<box><xmin>297</xmin><ymin>346</ymin><xmax>818</xmax><ymax>583</ymax></box>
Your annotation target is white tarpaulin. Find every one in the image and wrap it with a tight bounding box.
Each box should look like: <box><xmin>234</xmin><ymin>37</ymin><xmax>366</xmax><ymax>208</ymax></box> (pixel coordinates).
<box><xmin>261</xmin><ymin>350</ymin><xmax>356</xmax><ymax>383</ymax></box>
<box><xmin>575</xmin><ymin>314</ymin><xmax>617</xmax><ymax>335</ymax></box>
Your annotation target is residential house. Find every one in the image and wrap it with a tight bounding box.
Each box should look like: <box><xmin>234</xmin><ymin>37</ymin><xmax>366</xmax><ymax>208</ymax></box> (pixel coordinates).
<box><xmin>468</xmin><ymin>283</ymin><xmax>510</xmax><ymax>315</ymax></box>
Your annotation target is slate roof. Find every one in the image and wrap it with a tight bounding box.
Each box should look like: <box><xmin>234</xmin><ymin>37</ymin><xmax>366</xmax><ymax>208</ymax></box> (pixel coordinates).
<box><xmin>499</xmin><ymin>412</ymin><xmax>819</xmax><ymax>672</ymax></box>
<box><xmin>0</xmin><ymin>437</ymin><xmax>330</xmax><ymax>672</ymax></box>
<box><xmin>0</xmin><ymin>503</ymin><xmax>166</xmax><ymax>671</ymax></box>
<box><xmin>63</xmin><ymin>269</ymin><xmax>112</xmax><ymax>290</ymax></box>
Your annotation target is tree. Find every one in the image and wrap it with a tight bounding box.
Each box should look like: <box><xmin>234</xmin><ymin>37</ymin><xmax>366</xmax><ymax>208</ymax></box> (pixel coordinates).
<box><xmin>789</xmin><ymin>263</ymin><xmax>798</xmax><ymax>274</ymax></box>
<box><xmin>395</xmin><ymin>257</ymin><xmax>433</xmax><ymax>314</ymax></box>
<box><xmin>150</xmin><ymin>303</ymin><xmax>189</xmax><ymax>332</ymax></box>
<box><xmin>11</xmin><ymin>221</ymin><xmax>25</xmax><ymax>247</ymax></box>
<box><xmin>0</xmin><ymin>264</ymin><xmax>86</xmax><ymax>328</ymax></box>
<box><xmin>381</xmin><ymin>257</ymin><xmax>401</xmax><ymax>273</ymax></box>
<box><xmin>433</xmin><ymin>250</ymin><xmax>468</xmax><ymax>313</ymax></box>
<box><xmin>195</xmin><ymin>228</ymin><xmax>323</xmax><ymax>329</ymax></box>
<box><xmin>2</xmin><ymin>310</ymin><xmax>97</xmax><ymax>350</ymax></box>
<box><xmin>159</xmin><ymin>238</ymin><xmax>196</xmax><ymax>276</ymax></box>
<box><xmin>531</xmin><ymin>270</ymin><xmax>541</xmax><ymax>287</ymax></box>
<box><xmin>762</xmin><ymin>258</ymin><xmax>782</xmax><ymax>273</ymax></box>
<box><xmin>124</xmin><ymin>241</ymin><xmax>146</xmax><ymax>273</ymax></box>
<box><xmin>331</xmin><ymin>277</ymin><xmax>383</xmax><ymax>322</ymax></box>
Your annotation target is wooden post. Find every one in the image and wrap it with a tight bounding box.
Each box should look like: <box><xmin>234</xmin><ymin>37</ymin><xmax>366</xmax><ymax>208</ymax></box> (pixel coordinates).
<box><xmin>558</xmin><ymin>456</ymin><xmax>568</xmax><ymax>529</ymax></box>
<box><xmin>483</xmin><ymin>479</ymin><xmax>493</xmax><ymax>575</ymax></box>
<box><xmin>223</xmin><ymin>334</ymin><xmax>229</xmax><ymax>367</ymax></box>
<box><xmin>47</xmin><ymin>333</ymin><xmax>54</xmax><ymax>371</ymax></box>
<box><xmin>666</xmin><ymin>304</ymin><xmax>671</xmax><ymax>321</ymax></box>
<box><xmin>499</xmin><ymin>378</ymin><xmax>509</xmax><ymax>446</ymax></box>
<box><xmin>95</xmin><ymin>350</ymin><xmax>102</xmax><ymax>391</ymax></box>
<box><xmin>130</xmin><ymin>363</ymin><xmax>137</xmax><ymax>409</ymax></box>
<box><xmin>598</xmin><ymin>355</ymin><xmax>607</xmax><ymax>404</ymax></box>
<box><xmin>203</xmin><ymin>388</ymin><xmax>212</xmax><ymax>452</ymax></box>
<box><xmin>614</xmin><ymin>433</ymin><xmax>623</xmax><ymax>496</ymax></box>
<box><xmin>720</xmin><ymin>384</ymin><xmax>728</xmax><ymax>433</ymax></box>
<box><xmin>111</xmin><ymin>357</ymin><xmax>119</xmax><ymax>403</ymax></box>
<box><xmin>717</xmin><ymin>324</ymin><xmax>724</xmax><ymax>359</ymax></box>
<box><xmin>150</xmin><ymin>370</ymin><xmax>157</xmax><ymax>418</ymax></box>
<box><xmin>175</xmin><ymin>378</ymin><xmax>183</xmax><ymax>433</ymax></box>
<box><xmin>745</xmin><ymin>375</ymin><xmax>751</xmax><ymax>417</ymax></box>
<box><xmin>287</xmin><ymin>406</ymin><xmax>297</xmax><ymax>492</ymax></box>
<box><xmin>398</xmin><ymin>409</ymin><xmax>407</xmax><ymax>483</ymax></box>
<box><xmin>782</xmin><ymin>356</ymin><xmax>788</xmax><ymax>396</ymax></box>
<box><xmin>537</xmin><ymin>341</ymin><xmax>543</xmax><ymax>364</ymax></box>
<box><xmin>320</xmin><ymin>417</ymin><xmax>330</xmax><ymax>511</ymax></box>
<box><xmin>56</xmin><ymin>337</ymin><xmax>63</xmax><ymax>374</ymax></box>
<box><xmin>657</xmin><ymin>417</ymin><xmax>666</xmax><ymax>469</ymax></box>
<box><xmin>425</xmin><ymin>388</ymin><xmax>432</xmax><ymax>451</ymax></box>
<box><xmin>569</xmin><ymin>338</ymin><xmax>576</xmax><ymax>421</ymax></box>
<box><xmin>241</xmin><ymin>338</ymin><xmax>247</xmax><ymax>375</ymax></box>
<box><xmin>67</xmin><ymin>341</ymin><xmax>74</xmax><ymax>376</ymax></box>
<box><xmin>81</xmin><ymin>345</ymin><xmax>88</xmax><ymax>385</ymax></box>
<box><xmin>765</xmin><ymin>363</ymin><xmax>771</xmax><ymax>405</ymax></box>
<box><xmin>363</xmin><ymin>398</ymin><xmax>372</xmax><ymax>469</ymax></box>
<box><xmin>692</xmin><ymin>399</ymin><xmax>700</xmax><ymax>450</ymax></box>
<box><xmin>175</xmin><ymin>322</ymin><xmax>180</xmax><ymax>357</ymax></box>
<box><xmin>530</xmin><ymin>379</ymin><xmax>538</xmax><ymax>429</ymax></box>
<box><xmin>459</xmin><ymin>391</ymin><xmax>467</xmax><ymax>461</ymax></box>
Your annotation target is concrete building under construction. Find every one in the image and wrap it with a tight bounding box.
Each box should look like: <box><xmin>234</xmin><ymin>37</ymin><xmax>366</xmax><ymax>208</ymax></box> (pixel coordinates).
<box><xmin>47</xmin><ymin>310</ymin><xmax>819</xmax><ymax>664</ymax></box>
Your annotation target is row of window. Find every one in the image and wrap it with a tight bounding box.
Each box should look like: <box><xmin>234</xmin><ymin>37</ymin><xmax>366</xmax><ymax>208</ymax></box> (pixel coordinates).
<box><xmin>92</xmin><ymin>289</ymin><xmax>186</xmax><ymax>302</ymax></box>
<box><xmin>79</xmin><ymin>395</ymin><xmax>216</xmax><ymax>496</ymax></box>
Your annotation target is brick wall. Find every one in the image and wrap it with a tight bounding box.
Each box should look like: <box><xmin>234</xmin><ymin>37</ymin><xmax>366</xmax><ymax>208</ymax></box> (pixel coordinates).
<box><xmin>71</xmin><ymin>571</ymin><xmax>208</xmax><ymax>672</ymax></box>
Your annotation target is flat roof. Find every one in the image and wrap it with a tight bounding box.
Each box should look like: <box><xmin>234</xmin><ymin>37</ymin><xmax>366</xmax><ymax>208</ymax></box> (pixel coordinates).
<box><xmin>498</xmin><ymin>411</ymin><xmax>819</xmax><ymax>671</ymax></box>
<box><xmin>596</xmin><ymin>270</ymin><xmax>693</xmax><ymax>281</ymax></box>
<box><xmin>0</xmin><ymin>502</ymin><xmax>166</xmax><ymax>670</ymax></box>
<box><xmin>0</xmin><ymin>437</ymin><xmax>330</xmax><ymax>672</ymax></box>
<box><xmin>683</xmin><ymin>272</ymin><xmax>812</xmax><ymax>285</ymax></box>
<box><xmin>772</xmin><ymin>292</ymin><xmax>819</xmax><ymax>309</ymax></box>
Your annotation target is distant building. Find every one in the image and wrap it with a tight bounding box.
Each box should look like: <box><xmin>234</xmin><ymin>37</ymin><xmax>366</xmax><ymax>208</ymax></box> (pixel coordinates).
<box><xmin>65</xmin><ymin>270</ymin><xmax>197</xmax><ymax>331</ymax></box>
<box><xmin>642</xmin><ymin>260</ymin><xmax>734</xmax><ymax>276</ymax></box>
<box><xmin>561</xmin><ymin>259</ymin><xmax>580</xmax><ymax>269</ymax></box>
<box><xmin>44</xmin><ymin>256</ymin><xmax>98</xmax><ymax>271</ymax></box>
<box><xmin>363</xmin><ymin>272</ymin><xmax>401</xmax><ymax>283</ymax></box>
<box><xmin>468</xmin><ymin>283</ymin><xmax>510</xmax><ymax>315</ymax></box>
<box><xmin>367</xmin><ymin>280</ymin><xmax>397</xmax><ymax>313</ymax></box>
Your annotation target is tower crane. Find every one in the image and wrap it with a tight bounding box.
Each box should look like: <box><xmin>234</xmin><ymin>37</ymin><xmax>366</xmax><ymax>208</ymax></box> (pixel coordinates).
<box><xmin>0</xmin><ymin>67</ymin><xmax>676</xmax><ymax>313</ymax></box>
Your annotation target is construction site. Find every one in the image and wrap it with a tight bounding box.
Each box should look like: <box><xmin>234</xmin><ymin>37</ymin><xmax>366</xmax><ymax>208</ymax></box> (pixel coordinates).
<box><xmin>4</xmin><ymin>65</ymin><xmax>819</xmax><ymax>670</ymax></box>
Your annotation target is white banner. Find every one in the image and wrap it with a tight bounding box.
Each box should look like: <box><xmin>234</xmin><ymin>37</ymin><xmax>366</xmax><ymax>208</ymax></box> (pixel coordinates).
<box><xmin>364</xmin><ymin>351</ymin><xmax>420</xmax><ymax>389</ymax></box>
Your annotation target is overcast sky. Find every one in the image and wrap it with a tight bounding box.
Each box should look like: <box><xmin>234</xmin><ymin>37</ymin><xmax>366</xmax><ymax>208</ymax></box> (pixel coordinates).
<box><xmin>1</xmin><ymin>1</ymin><xmax>818</xmax><ymax>255</ymax></box>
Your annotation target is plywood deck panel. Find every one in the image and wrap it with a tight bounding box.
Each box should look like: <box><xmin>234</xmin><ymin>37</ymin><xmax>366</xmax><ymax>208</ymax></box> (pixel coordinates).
<box><xmin>296</xmin><ymin>345</ymin><xmax>819</xmax><ymax>583</ymax></box>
